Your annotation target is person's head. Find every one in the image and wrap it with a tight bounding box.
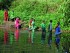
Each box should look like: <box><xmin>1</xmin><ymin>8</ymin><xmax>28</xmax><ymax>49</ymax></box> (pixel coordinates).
<box><xmin>31</xmin><ymin>18</ymin><xmax>33</xmax><ymax>20</ymax></box>
<box><xmin>16</xmin><ymin>18</ymin><xmax>19</xmax><ymax>20</ymax></box>
<box><xmin>15</xmin><ymin>17</ymin><xmax>19</xmax><ymax>21</ymax></box>
<box><xmin>50</xmin><ymin>20</ymin><xmax>52</xmax><ymax>23</ymax></box>
<box><xmin>16</xmin><ymin>17</ymin><xmax>20</xmax><ymax>20</ymax></box>
<box><xmin>56</xmin><ymin>23</ymin><xmax>59</xmax><ymax>28</ymax></box>
<box><xmin>12</xmin><ymin>10</ymin><xmax>14</xmax><ymax>12</ymax></box>
<box><xmin>58</xmin><ymin>20</ymin><xmax>60</xmax><ymax>25</ymax></box>
<box><xmin>42</xmin><ymin>20</ymin><xmax>45</xmax><ymax>23</ymax></box>
<box><xmin>4</xmin><ymin>9</ymin><xmax>8</xmax><ymax>11</ymax></box>
<box><xmin>57</xmin><ymin>22</ymin><xmax>60</xmax><ymax>26</ymax></box>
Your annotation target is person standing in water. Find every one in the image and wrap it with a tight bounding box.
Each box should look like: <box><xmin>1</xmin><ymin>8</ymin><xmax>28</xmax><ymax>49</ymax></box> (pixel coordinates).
<box><xmin>55</xmin><ymin>22</ymin><xmax>61</xmax><ymax>51</ymax></box>
<box><xmin>28</xmin><ymin>18</ymin><xmax>33</xmax><ymax>43</ymax></box>
<box><xmin>31</xmin><ymin>19</ymin><xmax>35</xmax><ymax>44</ymax></box>
<box><xmin>55</xmin><ymin>22</ymin><xmax>61</xmax><ymax>38</ymax></box>
<box><xmin>15</xmin><ymin>18</ymin><xmax>20</xmax><ymax>29</ymax></box>
<box><xmin>14</xmin><ymin>17</ymin><xmax>20</xmax><ymax>42</ymax></box>
<box><xmin>41</xmin><ymin>20</ymin><xmax>46</xmax><ymax>44</ymax></box>
<box><xmin>48</xmin><ymin>20</ymin><xmax>52</xmax><ymax>48</ymax></box>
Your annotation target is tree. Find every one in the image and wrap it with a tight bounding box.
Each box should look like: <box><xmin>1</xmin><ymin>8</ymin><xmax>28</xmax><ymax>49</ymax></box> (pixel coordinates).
<box><xmin>64</xmin><ymin>0</ymin><xmax>70</xmax><ymax>26</ymax></box>
<box><xmin>0</xmin><ymin>0</ymin><xmax>13</xmax><ymax>10</ymax></box>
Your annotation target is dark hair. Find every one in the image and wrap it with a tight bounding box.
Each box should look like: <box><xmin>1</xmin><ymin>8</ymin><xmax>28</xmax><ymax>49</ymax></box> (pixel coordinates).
<box><xmin>50</xmin><ymin>20</ymin><xmax>52</xmax><ymax>23</ymax></box>
<box><xmin>42</xmin><ymin>20</ymin><xmax>45</xmax><ymax>23</ymax></box>
<box><xmin>15</xmin><ymin>17</ymin><xmax>20</xmax><ymax>20</ymax></box>
<box><xmin>31</xmin><ymin>18</ymin><xmax>33</xmax><ymax>20</ymax></box>
<box><xmin>57</xmin><ymin>22</ymin><xmax>60</xmax><ymax>26</ymax></box>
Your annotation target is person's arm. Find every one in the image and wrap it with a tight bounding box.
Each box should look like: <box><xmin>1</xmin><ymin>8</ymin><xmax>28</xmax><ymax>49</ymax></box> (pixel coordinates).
<box><xmin>58</xmin><ymin>27</ymin><xmax>61</xmax><ymax>34</ymax></box>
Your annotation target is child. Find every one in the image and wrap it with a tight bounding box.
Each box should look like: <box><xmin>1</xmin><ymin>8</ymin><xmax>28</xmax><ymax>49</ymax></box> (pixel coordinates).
<box><xmin>48</xmin><ymin>20</ymin><xmax>52</xmax><ymax>47</ymax></box>
<box><xmin>15</xmin><ymin>18</ymin><xmax>20</xmax><ymax>29</ymax></box>
<box><xmin>41</xmin><ymin>20</ymin><xmax>46</xmax><ymax>44</ymax></box>
<box><xmin>55</xmin><ymin>22</ymin><xmax>61</xmax><ymax>50</ymax></box>
<box><xmin>31</xmin><ymin>19</ymin><xmax>35</xmax><ymax>44</ymax></box>
<box><xmin>4</xmin><ymin>9</ymin><xmax>8</xmax><ymax>21</ymax></box>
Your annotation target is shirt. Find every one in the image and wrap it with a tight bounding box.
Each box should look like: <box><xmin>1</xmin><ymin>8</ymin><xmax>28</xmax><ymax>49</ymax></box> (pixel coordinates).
<box><xmin>41</xmin><ymin>23</ymin><xmax>46</xmax><ymax>32</ymax></box>
<box><xmin>50</xmin><ymin>23</ymin><xmax>52</xmax><ymax>31</ymax></box>
<box><xmin>4</xmin><ymin>11</ymin><xmax>8</xmax><ymax>21</ymax></box>
<box><xmin>31</xmin><ymin>21</ymin><xmax>35</xmax><ymax>31</ymax></box>
<box><xmin>15</xmin><ymin>18</ymin><xmax>20</xmax><ymax>28</ymax></box>
<box><xmin>48</xmin><ymin>23</ymin><xmax>52</xmax><ymax>31</ymax></box>
<box><xmin>55</xmin><ymin>26</ymin><xmax>61</xmax><ymax>35</ymax></box>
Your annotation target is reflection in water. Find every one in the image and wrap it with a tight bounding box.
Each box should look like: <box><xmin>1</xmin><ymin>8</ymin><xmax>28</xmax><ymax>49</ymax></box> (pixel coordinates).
<box><xmin>3</xmin><ymin>28</ymin><xmax>20</xmax><ymax>44</ymax></box>
<box><xmin>14</xmin><ymin>29</ymin><xmax>19</xmax><ymax>42</ymax></box>
<box><xmin>28</xmin><ymin>31</ymin><xmax>31</xmax><ymax>43</ymax></box>
<box><xmin>4</xmin><ymin>30</ymin><xmax>8</xmax><ymax>44</ymax></box>
<box><xmin>31</xmin><ymin>30</ymin><xmax>34</xmax><ymax>44</ymax></box>
<box><xmin>9</xmin><ymin>32</ymin><xmax>14</xmax><ymax>44</ymax></box>
<box><xmin>28</xmin><ymin>30</ymin><xmax>34</xmax><ymax>44</ymax></box>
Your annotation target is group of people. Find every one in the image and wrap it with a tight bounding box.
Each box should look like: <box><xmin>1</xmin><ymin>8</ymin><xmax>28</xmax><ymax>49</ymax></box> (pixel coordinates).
<box><xmin>28</xmin><ymin>18</ymin><xmax>61</xmax><ymax>51</ymax></box>
<box><xmin>4</xmin><ymin>9</ymin><xmax>61</xmax><ymax>51</ymax></box>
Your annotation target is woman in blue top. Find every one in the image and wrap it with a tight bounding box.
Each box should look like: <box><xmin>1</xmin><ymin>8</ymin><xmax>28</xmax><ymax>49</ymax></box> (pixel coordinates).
<box><xmin>55</xmin><ymin>22</ymin><xmax>61</xmax><ymax>38</ymax></box>
<box><xmin>55</xmin><ymin>22</ymin><xmax>61</xmax><ymax>50</ymax></box>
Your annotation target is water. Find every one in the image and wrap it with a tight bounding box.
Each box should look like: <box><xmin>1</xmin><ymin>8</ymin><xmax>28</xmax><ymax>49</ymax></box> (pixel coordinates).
<box><xmin>0</xmin><ymin>28</ymin><xmax>70</xmax><ymax>53</ymax></box>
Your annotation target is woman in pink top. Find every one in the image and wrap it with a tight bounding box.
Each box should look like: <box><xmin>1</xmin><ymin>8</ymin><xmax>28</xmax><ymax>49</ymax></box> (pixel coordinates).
<box><xmin>15</xmin><ymin>18</ymin><xmax>20</xmax><ymax>29</ymax></box>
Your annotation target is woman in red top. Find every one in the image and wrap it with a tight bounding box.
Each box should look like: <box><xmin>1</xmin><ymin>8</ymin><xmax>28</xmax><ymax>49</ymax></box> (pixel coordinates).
<box><xmin>4</xmin><ymin>9</ymin><xmax>8</xmax><ymax>21</ymax></box>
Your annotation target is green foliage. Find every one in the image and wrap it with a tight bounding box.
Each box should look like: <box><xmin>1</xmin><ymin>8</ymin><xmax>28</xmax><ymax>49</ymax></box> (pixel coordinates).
<box><xmin>0</xmin><ymin>0</ymin><xmax>70</xmax><ymax>29</ymax></box>
<box><xmin>9</xmin><ymin>0</ymin><xmax>64</xmax><ymax>27</ymax></box>
<box><xmin>0</xmin><ymin>0</ymin><xmax>3</xmax><ymax>2</ymax></box>
<box><xmin>0</xmin><ymin>0</ymin><xmax>13</xmax><ymax>9</ymax></box>
<box><xmin>61</xmin><ymin>32</ymin><xmax>70</xmax><ymax>51</ymax></box>
<box><xmin>64</xmin><ymin>0</ymin><xmax>70</xmax><ymax>26</ymax></box>
<box><xmin>0</xmin><ymin>10</ymin><xmax>4</xmax><ymax>24</ymax></box>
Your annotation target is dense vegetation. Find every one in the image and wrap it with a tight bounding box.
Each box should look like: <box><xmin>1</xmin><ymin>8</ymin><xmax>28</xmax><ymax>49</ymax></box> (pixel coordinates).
<box><xmin>0</xmin><ymin>0</ymin><xmax>13</xmax><ymax>9</ymax></box>
<box><xmin>0</xmin><ymin>0</ymin><xmax>70</xmax><ymax>29</ymax></box>
<box><xmin>64</xmin><ymin>0</ymin><xmax>70</xmax><ymax>26</ymax></box>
